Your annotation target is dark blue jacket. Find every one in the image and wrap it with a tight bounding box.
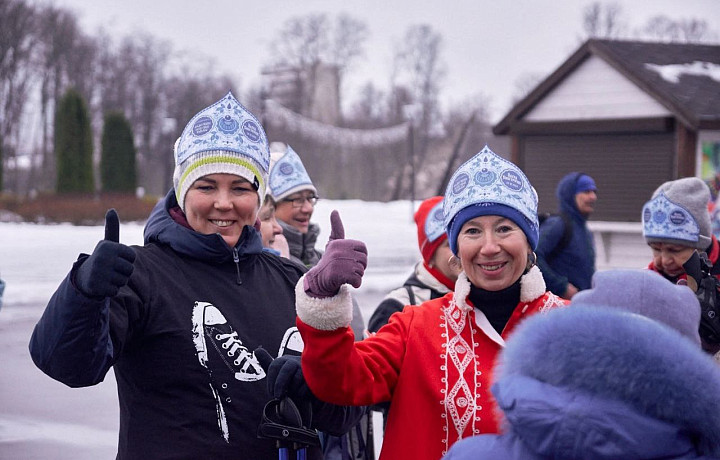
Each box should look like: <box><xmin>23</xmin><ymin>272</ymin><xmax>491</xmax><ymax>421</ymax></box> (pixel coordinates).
<box><xmin>536</xmin><ymin>172</ymin><xmax>596</xmax><ymax>296</ymax></box>
<box><xmin>29</xmin><ymin>190</ymin><xmax>363</xmax><ymax>460</ymax></box>
<box><xmin>443</xmin><ymin>307</ymin><xmax>720</xmax><ymax>460</ymax></box>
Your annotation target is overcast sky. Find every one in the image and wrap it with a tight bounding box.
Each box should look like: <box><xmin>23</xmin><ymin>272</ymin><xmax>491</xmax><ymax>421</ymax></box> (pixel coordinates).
<box><xmin>50</xmin><ymin>0</ymin><xmax>720</xmax><ymax>122</ymax></box>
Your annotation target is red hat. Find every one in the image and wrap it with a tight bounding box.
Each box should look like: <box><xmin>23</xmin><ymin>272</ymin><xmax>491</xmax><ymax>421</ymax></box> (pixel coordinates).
<box><xmin>415</xmin><ymin>196</ymin><xmax>446</xmax><ymax>265</ymax></box>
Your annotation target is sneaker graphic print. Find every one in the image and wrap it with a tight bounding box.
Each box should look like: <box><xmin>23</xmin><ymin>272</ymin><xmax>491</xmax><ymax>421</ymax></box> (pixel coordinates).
<box><xmin>191</xmin><ymin>301</ymin><xmax>266</xmax><ymax>442</ymax></box>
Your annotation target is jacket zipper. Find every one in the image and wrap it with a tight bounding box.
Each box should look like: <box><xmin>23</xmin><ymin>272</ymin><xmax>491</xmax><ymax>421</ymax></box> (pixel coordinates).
<box><xmin>232</xmin><ymin>247</ymin><xmax>242</xmax><ymax>285</ymax></box>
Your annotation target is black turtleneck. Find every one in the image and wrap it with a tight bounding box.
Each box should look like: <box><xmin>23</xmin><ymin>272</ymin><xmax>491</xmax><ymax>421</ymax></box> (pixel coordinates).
<box><xmin>468</xmin><ymin>278</ymin><xmax>522</xmax><ymax>334</ymax></box>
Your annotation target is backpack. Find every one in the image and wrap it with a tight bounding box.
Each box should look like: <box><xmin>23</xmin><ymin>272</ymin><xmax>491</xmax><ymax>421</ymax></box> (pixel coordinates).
<box><xmin>538</xmin><ymin>212</ymin><xmax>574</xmax><ymax>261</ymax></box>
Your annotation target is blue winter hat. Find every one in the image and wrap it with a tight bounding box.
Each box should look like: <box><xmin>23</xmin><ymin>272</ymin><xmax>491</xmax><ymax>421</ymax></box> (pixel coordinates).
<box><xmin>642</xmin><ymin>177</ymin><xmax>712</xmax><ymax>250</ymax></box>
<box><xmin>443</xmin><ymin>145</ymin><xmax>539</xmax><ymax>254</ymax></box>
<box><xmin>268</xmin><ymin>145</ymin><xmax>317</xmax><ymax>202</ymax></box>
<box><xmin>575</xmin><ymin>174</ymin><xmax>597</xmax><ymax>193</ymax></box>
<box><xmin>571</xmin><ymin>269</ymin><xmax>701</xmax><ymax>346</ymax></box>
<box><xmin>173</xmin><ymin>92</ymin><xmax>270</xmax><ymax>211</ymax></box>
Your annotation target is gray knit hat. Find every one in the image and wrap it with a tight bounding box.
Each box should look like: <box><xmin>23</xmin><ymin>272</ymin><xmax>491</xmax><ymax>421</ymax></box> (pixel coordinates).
<box><xmin>642</xmin><ymin>177</ymin><xmax>712</xmax><ymax>250</ymax></box>
<box><xmin>571</xmin><ymin>269</ymin><xmax>701</xmax><ymax>346</ymax></box>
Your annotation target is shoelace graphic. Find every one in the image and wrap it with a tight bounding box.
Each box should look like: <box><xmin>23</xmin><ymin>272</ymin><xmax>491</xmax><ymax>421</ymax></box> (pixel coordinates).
<box><xmin>217</xmin><ymin>332</ymin><xmax>254</xmax><ymax>369</ymax></box>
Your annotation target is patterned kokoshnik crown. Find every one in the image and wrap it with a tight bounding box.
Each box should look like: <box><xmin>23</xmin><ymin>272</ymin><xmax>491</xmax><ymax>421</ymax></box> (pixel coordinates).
<box><xmin>173</xmin><ymin>91</ymin><xmax>270</xmax><ymax>211</ymax></box>
<box><xmin>268</xmin><ymin>145</ymin><xmax>317</xmax><ymax>202</ymax></box>
<box><xmin>443</xmin><ymin>145</ymin><xmax>539</xmax><ymax>235</ymax></box>
<box><xmin>642</xmin><ymin>192</ymin><xmax>702</xmax><ymax>246</ymax></box>
<box><xmin>424</xmin><ymin>199</ymin><xmax>446</xmax><ymax>243</ymax></box>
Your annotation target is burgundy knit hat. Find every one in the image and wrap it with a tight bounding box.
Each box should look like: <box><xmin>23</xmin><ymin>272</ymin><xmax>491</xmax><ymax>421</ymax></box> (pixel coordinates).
<box><xmin>415</xmin><ymin>196</ymin><xmax>447</xmax><ymax>265</ymax></box>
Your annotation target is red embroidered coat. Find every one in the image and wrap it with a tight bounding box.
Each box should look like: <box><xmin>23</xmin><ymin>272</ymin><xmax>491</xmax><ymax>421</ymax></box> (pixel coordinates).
<box><xmin>296</xmin><ymin>266</ymin><xmax>567</xmax><ymax>460</ymax></box>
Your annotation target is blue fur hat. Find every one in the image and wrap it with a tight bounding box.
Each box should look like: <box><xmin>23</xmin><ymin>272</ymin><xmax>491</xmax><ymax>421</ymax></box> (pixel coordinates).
<box><xmin>268</xmin><ymin>145</ymin><xmax>317</xmax><ymax>202</ymax></box>
<box><xmin>173</xmin><ymin>92</ymin><xmax>270</xmax><ymax>211</ymax></box>
<box><xmin>443</xmin><ymin>146</ymin><xmax>539</xmax><ymax>254</ymax></box>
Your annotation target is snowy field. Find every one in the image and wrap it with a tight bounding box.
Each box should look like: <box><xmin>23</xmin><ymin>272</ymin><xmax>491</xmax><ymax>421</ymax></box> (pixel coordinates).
<box><xmin>0</xmin><ymin>199</ymin><xmax>419</xmax><ymax>459</ymax></box>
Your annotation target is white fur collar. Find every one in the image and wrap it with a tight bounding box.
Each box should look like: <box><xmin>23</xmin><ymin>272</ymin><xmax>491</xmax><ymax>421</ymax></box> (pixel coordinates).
<box><xmin>453</xmin><ymin>265</ymin><xmax>547</xmax><ymax>312</ymax></box>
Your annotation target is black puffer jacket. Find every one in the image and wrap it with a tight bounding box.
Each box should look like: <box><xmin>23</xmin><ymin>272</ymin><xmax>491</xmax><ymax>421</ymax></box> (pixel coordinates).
<box><xmin>30</xmin><ymin>190</ymin><xmax>362</xmax><ymax>460</ymax></box>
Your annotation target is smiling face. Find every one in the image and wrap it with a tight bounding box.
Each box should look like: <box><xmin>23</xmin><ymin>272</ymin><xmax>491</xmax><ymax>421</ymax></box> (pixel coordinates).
<box><xmin>258</xmin><ymin>198</ymin><xmax>283</xmax><ymax>248</ymax></box>
<box><xmin>184</xmin><ymin>174</ymin><xmax>260</xmax><ymax>247</ymax></box>
<box><xmin>456</xmin><ymin>215</ymin><xmax>530</xmax><ymax>291</ymax></box>
<box><xmin>649</xmin><ymin>242</ymin><xmax>695</xmax><ymax>278</ymax></box>
<box><xmin>274</xmin><ymin>190</ymin><xmax>317</xmax><ymax>234</ymax></box>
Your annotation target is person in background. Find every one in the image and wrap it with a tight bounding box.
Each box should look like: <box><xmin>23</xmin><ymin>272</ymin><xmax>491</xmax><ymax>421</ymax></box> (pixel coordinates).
<box><xmin>535</xmin><ymin>172</ymin><xmax>597</xmax><ymax>299</ymax></box>
<box><xmin>268</xmin><ymin>142</ymin><xmax>373</xmax><ymax>459</ymax></box>
<box><xmin>443</xmin><ymin>269</ymin><xmax>720</xmax><ymax>460</ymax></box>
<box><xmin>28</xmin><ymin>92</ymin><xmax>362</xmax><ymax>460</ymax></box>
<box><xmin>292</xmin><ymin>146</ymin><xmax>567</xmax><ymax>460</ymax></box>
<box><xmin>642</xmin><ymin>176</ymin><xmax>720</xmax><ymax>357</ymax></box>
<box><xmin>269</xmin><ymin>144</ymin><xmax>323</xmax><ymax>267</ymax></box>
<box><xmin>258</xmin><ymin>195</ymin><xmax>290</xmax><ymax>258</ymax></box>
<box><xmin>368</xmin><ymin>196</ymin><xmax>459</xmax><ymax>335</ymax></box>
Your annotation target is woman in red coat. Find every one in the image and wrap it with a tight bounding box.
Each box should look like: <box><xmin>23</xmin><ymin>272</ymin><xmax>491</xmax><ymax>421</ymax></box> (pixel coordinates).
<box><xmin>294</xmin><ymin>146</ymin><xmax>567</xmax><ymax>460</ymax></box>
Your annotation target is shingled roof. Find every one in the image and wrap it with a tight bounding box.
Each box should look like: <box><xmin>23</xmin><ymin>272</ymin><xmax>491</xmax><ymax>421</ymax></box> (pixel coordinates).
<box><xmin>494</xmin><ymin>39</ymin><xmax>720</xmax><ymax>133</ymax></box>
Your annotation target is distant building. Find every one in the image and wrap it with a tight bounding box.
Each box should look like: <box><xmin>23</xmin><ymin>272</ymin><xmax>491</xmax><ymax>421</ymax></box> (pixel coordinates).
<box><xmin>261</xmin><ymin>62</ymin><xmax>341</xmax><ymax>126</ymax></box>
<box><xmin>494</xmin><ymin>39</ymin><xmax>720</xmax><ymax>222</ymax></box>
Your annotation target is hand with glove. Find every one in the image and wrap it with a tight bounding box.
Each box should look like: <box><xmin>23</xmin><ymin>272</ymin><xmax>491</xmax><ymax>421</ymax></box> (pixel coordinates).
<box><xmin>255</xmin><ymin>347</ymin><xmax>367</xmax><ymax>435</ymax></box>
<box><xmin>74</xmin><ymin>209</ymin><xmax>136</xmax><ymax>299</ymax></box>
<box><xmin>255</xmin><ymin>347</ymin><xmax>313</xmax><ymax>401</ymax></box>
<box><xmin>304</xmin><ymin>210</ymin><xmax>367</xmax><ymax>298</ymax></box>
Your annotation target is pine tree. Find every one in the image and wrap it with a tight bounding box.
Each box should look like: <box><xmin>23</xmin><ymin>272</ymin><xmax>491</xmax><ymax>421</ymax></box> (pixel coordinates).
<box><xmin>55</xmin><ymin>89</ymin><xmax>94</xmax><ymax>193</ymax></box>
<box><xmin>101</xmin><ymin>112</ymin><xmax>137</xmax><ymax>193</ymax></box>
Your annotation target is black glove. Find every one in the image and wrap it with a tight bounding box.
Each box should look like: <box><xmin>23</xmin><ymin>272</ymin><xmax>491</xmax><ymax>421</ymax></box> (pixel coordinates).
<box><xmin>255</xmin><ymin>347</ymin><xmax>313</xmax><ymax>400</ymax></box>
<box><xmin>255</xmin><ymin>347</ymin><xmax>368</xmax><ymax>436</ymax></box>
<box><xmin>75</xmin><ymin>209</ymin><xmax>136</xmax><ymax>299</ymax></box>
<box><xmin>683</xmin><ymin>251</ymin><xmax>720</xmax><ymax>346</ymax></box>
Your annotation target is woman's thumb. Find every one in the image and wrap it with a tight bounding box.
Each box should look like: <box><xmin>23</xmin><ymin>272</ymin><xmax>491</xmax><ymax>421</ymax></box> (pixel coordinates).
<box><xmin>329</xmin><ymin>210</ymin><xmax>345</xmax><ymax>241</ymax></box>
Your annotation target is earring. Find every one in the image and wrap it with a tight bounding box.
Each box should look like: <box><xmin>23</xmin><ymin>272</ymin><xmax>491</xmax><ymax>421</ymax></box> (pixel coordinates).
<box><xmin>526</xmin><ymin>251</ymin><xmax>537</xmax><ymax>270</ymax></box>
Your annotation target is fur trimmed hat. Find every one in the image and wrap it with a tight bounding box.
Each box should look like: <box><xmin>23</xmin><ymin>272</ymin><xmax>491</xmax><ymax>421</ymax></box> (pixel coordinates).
<box><xmin>173</xmin><ymin>92</ymin><xmax>270</xmax><ymax>212</ymax></box>
<box><xmin>443</xmin><ymin>145</ymin><xmax>539</xmax><ymax>254</ymax></box>
<box><xmin>268</xmin><ymin>145</ymin><xmax>317</xmax><ymax>202</ymax></box>
<box><xmin>415</xmin><ymin>196</ymin><xmax>447</xmax><ymax>265</ymax></box>
<box><xmin>642</xmin><ymin>177</ymin><xmax>712</xmax><ymax>250</ymax></box>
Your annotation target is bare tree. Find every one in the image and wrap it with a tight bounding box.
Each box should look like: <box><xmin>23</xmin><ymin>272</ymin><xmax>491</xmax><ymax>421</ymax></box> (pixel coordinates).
<box><xmin>34</xmin><ymin>5</ymin><xmax>95</xmax><ymax>191</ymax></box>
<box><xmin>511</xmin><ymin>72</ymin><xmax>544</xmax><ymax>104</ymax></box>
<box><xmin>642</xmin><ymin>15</ymin><xmax>712</xmax><ymax>43</ymax></box>
<box><xmin>0</xmin><ymin>0</ymin><xmax>37</xmax><ymax>193</ymax></box>
<box><xmin>581</xmin><ymin>1</ymin><xmax>626</xmax><ymax>39</ymax></box>
<box><xmin>268</xmin><ymin>13</ymin><xmax>368</xmax><ymax>116</ymax></box>
<box><xmin>389</xmin><ymin>24</ymin><xmax>445</xmax><ymax>199</ymax></box>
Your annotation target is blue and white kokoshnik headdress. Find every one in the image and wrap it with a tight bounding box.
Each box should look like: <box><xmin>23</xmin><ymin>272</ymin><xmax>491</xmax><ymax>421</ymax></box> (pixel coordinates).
<box><xmin>268</xmin><ymin>145</ymin><xmax>317</xmax><ymax>202</ymax></box>
<box><xmin>443</xmin><ymin>145</ymin><xmax>539</xmax><ymax>254</ymax></box>
<box><xmin>642</xmin><ymin>192</ymin><xmax>706</xmax><ymax>248</ymax></box>
<box><xmin>173</xmin><ymin>91</ymin><xmax>270</xmax><ymax>211</ymax></box>
<box><xmin>424</xmin><ymin>200</ymin><xmax>446</xmax><ymax>243</ymax></box>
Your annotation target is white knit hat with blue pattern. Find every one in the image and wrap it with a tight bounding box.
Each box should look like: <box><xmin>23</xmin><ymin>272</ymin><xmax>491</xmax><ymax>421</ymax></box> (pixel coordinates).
<box><xmin>173</xmin><ymin>92</ymin><xmax>270</xmax><ymax>211</ymax></box>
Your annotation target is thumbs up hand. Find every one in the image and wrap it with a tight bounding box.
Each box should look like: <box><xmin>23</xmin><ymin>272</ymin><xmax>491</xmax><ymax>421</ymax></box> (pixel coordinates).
<box><xmin>74</xmin><ymin>209</ymin><xmax>136</xmax><ymax>299</ymax></box>
<box><xmin>303</xmin><ymin>210</ymin><xmax>367</xmax><ymax>299</ymax></box>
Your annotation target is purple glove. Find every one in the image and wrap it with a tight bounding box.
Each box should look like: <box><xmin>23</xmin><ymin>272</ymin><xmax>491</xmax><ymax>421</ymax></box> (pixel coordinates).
<box><xmin>304</xmin><ymin>210</ymin><xmax>367</xmax><ymax>298</ymax></box>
